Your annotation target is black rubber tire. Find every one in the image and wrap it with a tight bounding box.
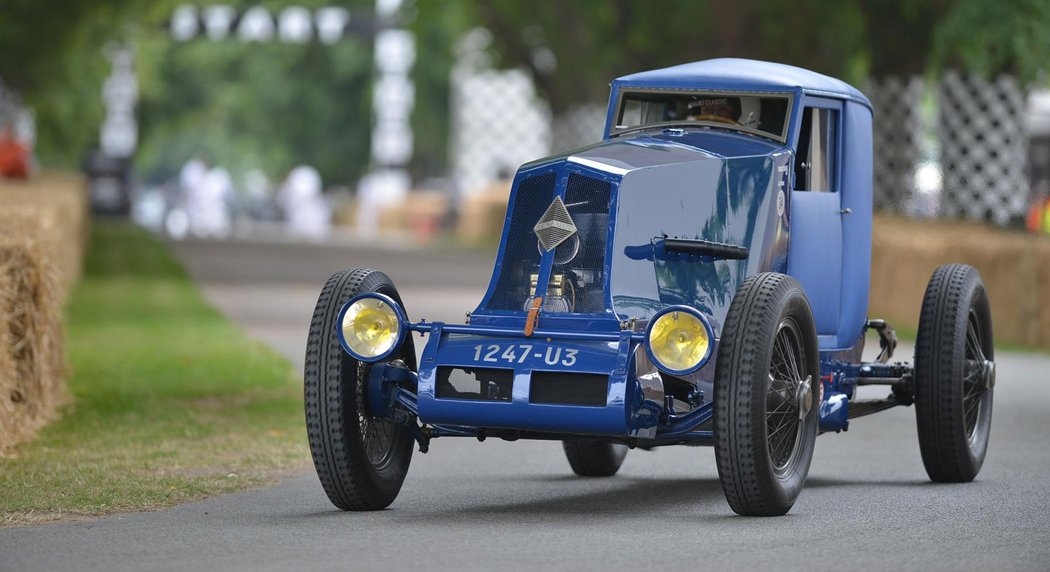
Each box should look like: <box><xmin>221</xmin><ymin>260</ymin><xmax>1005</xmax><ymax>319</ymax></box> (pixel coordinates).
<box><xmin>562</xmin><ymin>440</ymin><xmax>628</xmax><ymax>477</ymax></box>
<box><xmin>304</xmin><ymin>267</ymin><xmax>416</xmax><ymax>510</ymax></box>
<box><xmin>914</xmin><ymin>264</ymin><xmax>994</xmax><ymax>483</ymax></box>
<box><xmin>713</xmin><ymin>273</ymin><xmax>820</xmax><ymax>516</ymax></box>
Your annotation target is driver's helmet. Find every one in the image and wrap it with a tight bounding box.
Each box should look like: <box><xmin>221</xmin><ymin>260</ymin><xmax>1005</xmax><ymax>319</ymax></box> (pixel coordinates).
<box><xmin>687</xmin><ymin>96</ymin><xmax>742</xmax><ymax>125</ymax></box>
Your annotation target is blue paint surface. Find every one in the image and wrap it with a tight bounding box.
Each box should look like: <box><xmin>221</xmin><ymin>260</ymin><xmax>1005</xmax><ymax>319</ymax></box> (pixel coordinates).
<box><xmin>359</xmin><ymin>59</ymin><xmax>884</xmax><ymax>442</ymax></box>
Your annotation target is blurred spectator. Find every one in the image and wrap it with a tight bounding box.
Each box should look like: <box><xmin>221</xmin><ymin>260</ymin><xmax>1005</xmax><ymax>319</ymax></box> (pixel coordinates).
<box><xmin>166</xmin><ymin>157</ymin><xmax>206</xmax><ymax>238</ymax></box>
<box><xmin>243</xmin><ymin>168</ymin><xmax>279</xmax><ymax>221</ymax></box>
<box><xmin>179</xmin><ymin>157</ymin><xmax>207</xmax><ymax>197</ymax></box>
<box><xmin>277</xmin><ymin>165</ymin><xmax>331</xmax><ymax>239</ymax></box>
<box><xmin>355</xmin><ymin>170</ymin><xmax>408</xmax><ymax>233</ymax></box>
<box><xmin>188</xmin><ymin>166</ymin><xmax>233</xmax><ymax>238</ymax></box>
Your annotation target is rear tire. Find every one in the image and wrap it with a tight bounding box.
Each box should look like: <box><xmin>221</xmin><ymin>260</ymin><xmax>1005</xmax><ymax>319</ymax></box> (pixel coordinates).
<box><xmin>713</xmin><ymin>273</ymin><xmax>820</xmax><ymax>516</ymax></box>
<box><xmin>914</xmin><ymin>264</ymin><xmax>994</xmax><ymax>483</ymax></box>
<box><xmin>562</xmin><ymin>440</ymin><xmax>628</xmax><ymax>477</ymax></box>
<box><xmin>304</xmin><ymin>267</ymin><xmax>416</xmax><ymax>510</ymax></box>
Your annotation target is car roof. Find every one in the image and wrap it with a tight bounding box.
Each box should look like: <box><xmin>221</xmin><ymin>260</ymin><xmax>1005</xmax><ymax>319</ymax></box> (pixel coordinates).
<box><xmin>612</xmin><ymin>58</ymin><xmax>871</xmax><ymax>109</ymax></box>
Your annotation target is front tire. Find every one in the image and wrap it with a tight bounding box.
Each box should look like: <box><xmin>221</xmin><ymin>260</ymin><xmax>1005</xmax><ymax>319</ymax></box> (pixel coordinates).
<box><xmin>914</xmin><ymin>264</ymin><xmax>994</xmax><ymax>482</ymax></box>
<box><xmin>304</xmin><ymin>267</ymin><xmax>416</xmax><ymax>510</ymax></box>
<box><xmin>714</xmin><ymin>273</ymin><xmax>820</xmax><ymax>516</ymax></box>
<box><xmin>562</xmin><ymin>440</ymin><xmax>628</xmax><ymax>477</ymax></box>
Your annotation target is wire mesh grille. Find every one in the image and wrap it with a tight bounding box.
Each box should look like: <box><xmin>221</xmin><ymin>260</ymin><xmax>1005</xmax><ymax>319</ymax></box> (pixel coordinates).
<box><xmin>558</xmin><ymin>173</ymin><xmax>612</xmax><ymax>314</ymax></box>
<box><xmin>486</xmin><ymin>172</ymin><xmax>557</xmax><ymax>310</ymax></box>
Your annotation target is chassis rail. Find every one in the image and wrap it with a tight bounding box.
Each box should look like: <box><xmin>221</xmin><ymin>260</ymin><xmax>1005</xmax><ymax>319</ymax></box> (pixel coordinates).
<box><xmin>369</xmin><ymin>344</ymin><xmax>921</xmax><ymax>452</ymax></box>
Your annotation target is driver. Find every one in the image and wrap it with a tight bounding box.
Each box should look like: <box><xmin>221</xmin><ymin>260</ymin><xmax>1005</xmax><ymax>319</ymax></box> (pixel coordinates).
<box><xmin>687</xmin><ymin>96</ymin><xmax>742</xmax><ymax>125</ymax></box>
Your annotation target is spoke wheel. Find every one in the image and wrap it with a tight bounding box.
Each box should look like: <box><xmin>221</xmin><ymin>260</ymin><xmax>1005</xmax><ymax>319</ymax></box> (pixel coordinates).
<box><xmin>305</xmin><ymin>267</ymin><xmax>416</xmax><ymax>511</ymax></box>
<box><xmin>962</xmin><ymin>310</ymin><xmax>990</xmax><ymax>443</ymax></box>
<box><xmin>355</xmin><ymin>360</ymin><xmax>400</xmax><ymax>467</ymax></box>
<box><xmin>915</xmin><ymin>264</ymin><xmax>995</xmax><ymax>483</ymax></box>
<box><xmin>714</xmin><ymin>273</ymin><xmax>819</xmax><ymax>517</ymax></box>
<box><xmin>766</xmin><ymin>319</ymin><xmax>809</xmax><ymax>476</ymax></box>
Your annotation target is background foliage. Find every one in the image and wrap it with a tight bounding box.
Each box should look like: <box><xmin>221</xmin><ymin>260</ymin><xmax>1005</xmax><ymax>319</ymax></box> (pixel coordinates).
<box><xmin>1</xmin><ymin>0</ymin><xmax>1048</xmax><ymax>187</ymax></box>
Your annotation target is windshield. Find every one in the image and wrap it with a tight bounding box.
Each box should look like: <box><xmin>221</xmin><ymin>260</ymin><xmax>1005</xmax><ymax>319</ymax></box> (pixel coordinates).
<box><xmin>612</xmin><ymin>90</ymin><xmax>791</xmax><ymax>142</ymax></box>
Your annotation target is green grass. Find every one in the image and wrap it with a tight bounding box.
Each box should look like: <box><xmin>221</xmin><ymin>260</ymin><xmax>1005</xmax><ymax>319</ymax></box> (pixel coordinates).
<box><xmin>0</xmin><ymin>222</ymin><xmax>309</xmax><ymax>526</ymax></box>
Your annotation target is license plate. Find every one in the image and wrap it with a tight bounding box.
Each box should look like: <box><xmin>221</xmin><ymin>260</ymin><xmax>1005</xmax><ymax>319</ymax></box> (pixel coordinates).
<box><xmin>469</xmin><ymin>342</ymin><xmax>580</xmax><ymax>368</ymax></box>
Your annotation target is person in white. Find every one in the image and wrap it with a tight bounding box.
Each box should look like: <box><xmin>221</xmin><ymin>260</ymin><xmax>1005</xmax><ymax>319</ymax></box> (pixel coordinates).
<box><xmin>166</xmin><ymin>157</ymin><xmax>207</xmax><ymax>239</ymax></box>
<box><xmin>188</xmin><ymin>166</ymin><xmax>233</xmax><ymax>238</ymax></box>
<box><xmin>277</xmin><ymin>165</ymin><xmax>331</xmax><ymax>239</ymax></box>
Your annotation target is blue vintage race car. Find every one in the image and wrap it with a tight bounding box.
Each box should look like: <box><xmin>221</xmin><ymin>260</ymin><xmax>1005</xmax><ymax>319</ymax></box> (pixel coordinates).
<box><xmin>304</xmin><ymin>59</ymin><xmax>995</xmax><ymax>516</ymax></box>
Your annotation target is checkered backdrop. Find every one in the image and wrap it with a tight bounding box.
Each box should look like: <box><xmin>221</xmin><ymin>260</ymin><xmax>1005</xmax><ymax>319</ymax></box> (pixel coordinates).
<box><xmin>550</xmin><ymin>104</ymin><xmax>606</xmax><ymax>154</ymax></box>
<box><xmin>866</xmin><ymin>74</ymin><xmax>1030</xmax><ymax>225</ymax></box>
<box><xmin>450</xmin><ymin>66</ymin><xmax>551</xmax><ymax>198</ymax></box>
<box><xmin>938</xmin><ymin>72</ymin><xmax>1028</xmax><ymax>225</ymax></box>
<box><xmin>865</xmin><ymin>76</ymin><xmax>927</xmax><ymax>215</ymax></box>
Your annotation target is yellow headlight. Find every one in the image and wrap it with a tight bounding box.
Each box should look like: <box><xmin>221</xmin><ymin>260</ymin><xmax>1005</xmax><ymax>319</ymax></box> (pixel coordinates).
<box><xmin>341</xmin><ymin>297</ymin><xmax>402</xmax><ymax>360</ymax></box>
<box><xmin>647</xmin><ymin>309</ymin><xmax>710</xmax><ymax>373</ymax></box>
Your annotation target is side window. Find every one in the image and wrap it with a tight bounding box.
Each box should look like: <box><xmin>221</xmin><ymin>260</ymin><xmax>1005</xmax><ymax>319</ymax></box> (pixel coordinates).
<box><xmin>794</xmin><ymin>107</ymin><xmax>838</xmax><ymax>192</ymax></box>
<box><xmin>617</xmin><ymin>99</ymin><xmax>642</xmax><ymax>128</ymax></box>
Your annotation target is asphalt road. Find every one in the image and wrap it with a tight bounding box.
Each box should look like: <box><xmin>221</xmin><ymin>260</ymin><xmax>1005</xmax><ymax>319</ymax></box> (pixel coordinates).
<box><xmin>2</xmin><ymin>236</ymin><xmax>1049</xmax><ymax>571</ymax></box>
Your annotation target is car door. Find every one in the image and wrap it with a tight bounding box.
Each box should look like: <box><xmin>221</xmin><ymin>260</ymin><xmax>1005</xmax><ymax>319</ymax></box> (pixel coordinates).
<box><xmin>787</xmin><ymin>98</ymin><xmax>844</xmax><ymax>345</ymax></box>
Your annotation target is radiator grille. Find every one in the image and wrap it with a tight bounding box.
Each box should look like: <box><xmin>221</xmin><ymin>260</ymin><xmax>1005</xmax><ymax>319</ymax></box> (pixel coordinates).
<box><xmin>484</xmin><ymin>171</ymin><xmax>613</xmax><ymax>314</ymax></box>
<box><xmin>486</xmin><ymin>173</ymin><xmax>557</xmax><ymax>310</ymax></box>
<box><xmin>557</xmin><ymin>174</ymin><xmax>612</xmax><ymax>313</ymax></box>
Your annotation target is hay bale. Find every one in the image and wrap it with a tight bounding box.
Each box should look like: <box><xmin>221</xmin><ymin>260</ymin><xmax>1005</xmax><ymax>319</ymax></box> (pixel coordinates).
<box><xmin>377</xmin><ymin>201</ymin><xmax>407</xmax><ymax>231</ymax></box>
<box><xmin>0</xmin><ymin>173</ymin><xmax>89</xmax><ymax>294</ymax></box>
<box><xmin>457</xmin><ymin>180</ymin><xmax>511</xmax><ymax>243</ymax></box>
<box><xmin>0</xmin><ymin>220</ymin><xmax>67</xmax><ymax>451</ymax></box>
<box><xmin>871</xmin><ymin>214</ymin><xmax>1050</xmax><ymax>349</ymax></box>
<box><xmin>1037</xmin><ymin>247</ymin><xmax>1050</xmax><ymax>349</ymax></box>
<box><xmin>404</xmin><ymin>191</ymin><xmax>449</xmax><ymax>242</ymax></box>
<box><xmin>0</xmin><ymin>173</ymin><xmax>84</xmax><ymax>451</ymax></box>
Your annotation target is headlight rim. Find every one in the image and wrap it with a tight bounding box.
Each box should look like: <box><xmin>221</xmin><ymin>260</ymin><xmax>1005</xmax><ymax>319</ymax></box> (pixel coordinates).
<box><xmin>336</xmin><ymin>292</ymin><xmax>408</xmax><ymax>363</ymax></box>
<box><xmin>644</xmin><ymin>305</ymin><xmax>714</xmax><ymax>375</ymax></box>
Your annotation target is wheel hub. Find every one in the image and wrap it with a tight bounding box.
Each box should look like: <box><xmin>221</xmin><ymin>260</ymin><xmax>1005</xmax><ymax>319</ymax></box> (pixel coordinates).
<box><xmin>796</xmin><ymin>375</ymin><xmax>813</xmax><ymax>420</ymax></box>
<box><xmin>981</xmin><ymin>359</ymin><xmax>996</xmax><ymax>390</ymax></box>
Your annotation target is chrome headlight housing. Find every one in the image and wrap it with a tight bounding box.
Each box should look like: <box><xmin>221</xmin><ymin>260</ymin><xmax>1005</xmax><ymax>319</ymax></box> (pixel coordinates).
<box><xmin>645</xmin><ymin>305</ymin><xmax>714</xmax><ymax>375</ymax></box>
<box><xmin>337</xmin><ymin>292</ymin><xmax>407</xmax><ymax>362</ymax></box>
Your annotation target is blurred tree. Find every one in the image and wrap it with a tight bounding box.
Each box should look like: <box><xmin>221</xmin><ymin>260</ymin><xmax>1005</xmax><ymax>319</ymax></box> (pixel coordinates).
<box><xmin>134</xmin><ymin>0</ymin><xmax>377</xmax><ymax>187</ymax></box>
<box><xmin>0</xmin><ymin>0</ymin><xmax>151</xmax><ymax>167</ymax></box>
<box><xmin>135</xmin><ymin>26</ymin><xmax>374</xmax><ymax>186</ymax></box>
<box><xmin>858</xmin><ymin>0</ymin><xmax>956</xmax><ymax>78</ymax></box>
<box><xmin>0</xmin><ymin>0</ymin><xmax>380</xmax><ymax>186</ymax></box>
<box><xmin>4</xmin><ymin>0</ymin><xmax>1047</xmax><ymax>180</ymax></box>
<box><xmin>419</xmin><ymin>0</ymin><xmax>867</xmax><ymax>115</ymax></box>
<box><xmin>933</xmin><ymin>0</ymin><xmax>1050</xmax><ymax>81</ymax></box>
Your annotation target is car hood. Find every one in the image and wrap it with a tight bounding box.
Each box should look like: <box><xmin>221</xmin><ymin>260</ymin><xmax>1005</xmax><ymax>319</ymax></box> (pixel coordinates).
<box><xmin>472</xmin><ymin>130</ymin><xmax>792</xmax><ymax>337</ymax></box>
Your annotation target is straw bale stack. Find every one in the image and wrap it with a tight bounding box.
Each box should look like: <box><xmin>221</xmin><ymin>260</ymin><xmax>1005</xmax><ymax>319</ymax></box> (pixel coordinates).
<box><xmin>403</xmin><ymin>191</ymin><xmax>449</xmax><ymax>242</ymax></box>
<box><xmin>0</xmin><ymin>173</ymin><xmax>88</xmax><ymax>293</ymax></box>
<box><xmin>0</xmin><ymin>218</ymin><xmax>67</xmax><ymax>450</ymax></box>
<box><xmin>457</xmin><ymin>180</ymin><xmax>511</xmax><ymax>243</ymax></box>
<box><xmin>0</xmin><ymin>174</ymin><xmax>85</xmax><ymax>451</ymax></box>
<box><xmin>871</xmin><ymin>214</ymin><xmax>1050</xmax><ymax>349</ymax></box>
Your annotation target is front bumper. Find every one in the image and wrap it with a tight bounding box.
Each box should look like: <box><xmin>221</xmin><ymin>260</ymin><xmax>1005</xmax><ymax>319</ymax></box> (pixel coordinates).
<box><xmin>412</xmin><ymin>322</ymin><xmax>664</xmax><ymax>438</ymax></box>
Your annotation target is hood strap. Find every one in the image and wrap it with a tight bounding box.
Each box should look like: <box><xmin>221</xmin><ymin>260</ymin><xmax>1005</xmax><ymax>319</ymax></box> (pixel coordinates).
<box><xmin>524</xmin><ymin>297</ymin><xmax>543</xmax><ymax>336</ymax></box>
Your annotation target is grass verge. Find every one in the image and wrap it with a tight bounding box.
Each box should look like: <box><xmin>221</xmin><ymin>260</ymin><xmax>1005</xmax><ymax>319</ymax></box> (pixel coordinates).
<box><xmin>0</xmin><ymin>222</ymin><xmax>308</xmax><ymax>526</ymax></box>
